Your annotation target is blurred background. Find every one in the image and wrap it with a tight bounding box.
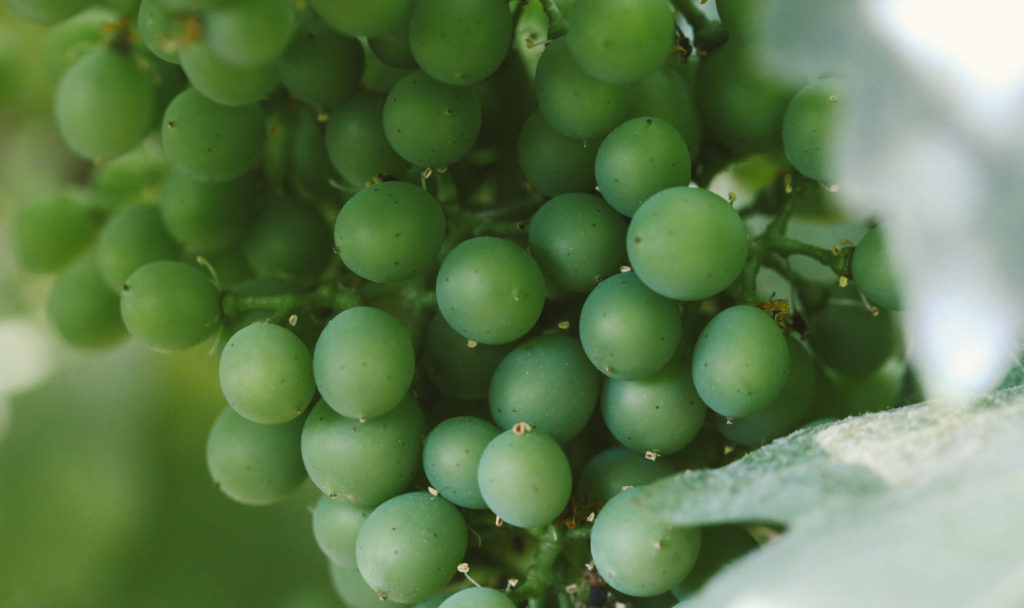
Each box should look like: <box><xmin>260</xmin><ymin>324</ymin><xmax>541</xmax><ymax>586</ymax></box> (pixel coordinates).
<box><xmin>0</xmin><ymin>5</ymin><xmax>338</xmax><ymax>607</ymax></box>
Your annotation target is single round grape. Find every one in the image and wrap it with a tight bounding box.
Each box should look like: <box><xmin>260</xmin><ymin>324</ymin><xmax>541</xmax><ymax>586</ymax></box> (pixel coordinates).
<box><xmin>279</xmin><ymin>19</ymin><xmax>364</xmax><ymax>108</ymax></box>
<box><xmin>691</xmin><ymin>305</ymin><xmax>789</xmax><ymax>417</ymax></box>
<box><xmin>534</xmin><ymin>37</ymin><xmax>629</xmax><ymax>139</ymax></box>
<box><xmin>627</xmin><ymin>186</ymin><xmax>748</xmax><ymax>300</ymax></box>
<box><xmin>695</xmin><ymin>41</ymin><xmax>798</xmax><ymax>154</ymax></box>
<box><xmin>179</xmin><ymin>40</ymin><xmax>280</xmax><ymax>106</ymax></box>
<box><xmin>120</xmin><ymin>260</ymin><xmax>222</xmax><ymax>351</ymax></box>
<box><xmin>783</xmin><ymin>77</ymin><xmax>846</xmax><ymax>182</ymax></box>
<box><xmin>307</xmin><ymin>0</ymin><xmax>410</xmax><ymax>37</ymax></box>
<box><xmin>439</xmin><ymin>587</ymin><xmax>515</xmax><ymax>608</ymax></box>
<box><xmin>313</xmin><ymin>306</ymin><xmax>415</xmax><ymax>420</ymax></box>
<box><xmin>158</xmin><ymin>169</ymin><xmax>256</xmax><ymax>252</ymax></box>
<box><xmin>595</xmin><ymin>117</ymin><xmax>691</xmax><ymax>217</ymax></box>
<box><xmin>716</xmin><ymin>334</ymin><xmax>816</xmax><ymax>446</ymax></box>
<box><xmin>478</xmin><ymin>426</ymin><xmax>572</xmax><ymax>529</ymax></box>
<box><xmin>808</xmin><ymin>302</ymin><xmax>898</xmax><ymax>377</ymax></box>
<box><xmin>528</xmin><ymin>192</ymin><xmax>627</xmax><ymax>292</ymax></box>
<box><xmin>590</xmin><ymin>486</ymin><xmax>701</xmax><ymax>597</ymax></box>
<box><xmin>566</xmin><ymin>0</ymin><xmax>675</xmax><ymax>84</ymax></box>
<box><xmin>367</xmin><ymin>11</ymin><xmax>416</xmax><ymax>69</ymax></box>
<box><xmin>420</xmin><ymin>312</ymin><xmax>514</xmax><ymax>400</ymax></box>
<box><xmin>54</xmin><ymin>48</ymin><xmax>156</xmax><ymax>161</ymax></box>
<box><xmin>356</xmin><ymin>492</ymin><xmax>467</xmax><ymax>604</ymax></box>
<box><xmin>162</xmin><ymin>87</ymin><xmax>265</xmax><ymax>183</ymax></box>
<box><xmin>219</xmin><ymin>323</ymin><xmax>315</xmax><ymax>424</ymax></box>
<box><xmin>325</xmin><ymin>92</ymin><xmax>409</xmax><ymax>187</ymax></box>
<box><xmin>203</xmin><ymin>0</ymin><xmax>295</xmax><ymax>67</ymax></box>
<box><xmin>851</xmin><ymin>225</ymin><xmax>902</xmax><ymax>310</ymax></box>
<box><xmin>517</xmin><ymin>110</ymin><xmax>599</xmax><ymax>197</ymax></box>
<box><xmin>489</xmin><ymin>334</ymin><xmax>600</xmax><ymax>443</ymax></box>
<box><xmin>301</xmin><ymin>396</ymin><xmax>424</xmax><ymax>506</ymax></box>
<box><xmin>672</xmin><ymin>526</ymin><xmax>759</xmax><ymax>600</ymax></box>
<box><xmin>243</xmin><ymin>201</ymin><xmax>333</xmax><ymax>284</ymax></box>
<box><xmin>15</xmin><ymin>191</ymin><xmax>95</xmax><ymax>273</ymax></box>
<box><xmin>329</xmin><ymin>563</ymin><xmax>405</xmax><ymax>608</ymax></box>
<box><xmin>578</xmin><ymin>271</ymin><xmax>682</xmax><ymax>379</ymax></box>
<box><xmin>601</xmin><ymin>349</ymin><xmax>707</xmax><ymax>456</ymax></box>
<box><xmin>312</xmin><ymin>495</ymin><xmax>372</xmax><ymax>568</ymax></box>
<box><xmin>334</xmin><ymin>181</ymin><xmax>445</xmax><ymax>283</ymax></box>
<box><xmin>435</xmin><ymin>236</ymin><xmax>546</xmax><ymax>345</ymax></box>
<box><xmin>96</xmin><ymin>204</ymin><xmax>180</xmax><ymax>291</ymax></box>
<box><xmin>422</xmin><ymin>416</ymin><xmax>500</xmax><ymax>509</ymax></box>
<box><xmin>626</xmin><ymin>65</ymin><xmax>702</xmax><ymax>158</ymax></box>
<box><xmin>47</xmin><ymin>255</ymin><xmax>126</xmax><ymax>348</ymax></box>
<box><xmin>138</xmin><ymin>0</ymin><xmax>187</xmax><ymax>64</ymax></box>
<box><xmin>408</xmin><ymin>0</ymin><xmax>513</xmax><ymax>85</ymax></box>
<box><xmin>205</xmin><ymin>407</ymin><xmax>307</xmax><ymax>506</ymax></box>
<box><xmin>577</xmin><ymin>445</ymin><xmax>675</xmax><ymax>504</ymax></box>
<box><xmin>382</xmin><ymin>70</ymin><xmax>481</xmax><ymax>167</ymax></box>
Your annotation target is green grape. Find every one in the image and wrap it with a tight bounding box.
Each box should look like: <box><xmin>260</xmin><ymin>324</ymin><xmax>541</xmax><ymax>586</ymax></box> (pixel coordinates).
<box><xmin>15</xmin><ymin>191</ymin><xmax>95</xmax><ymax>273</ymax></box>
<box><xmin>219</xmin><ymin>323</ymin><xmax>315</xmax><ymax>424</ymax></box>
<box><xmin>626</xmin><ymin>186</ymin><xmax>748</xmax><ymax>300</ymax></box>
<box><xmin>243</xmin><ymin>201</ymin><xmax>333</xmax><ymax>284</ymax></box>
<box><xmin>716</xmin><ymin>334</ymin><xmax>816</xmax><ymax>445</ymax></box>
<box><xmin>813</xmin><ymin>357</ymin><xmax>905</xmax><ymax>418</ymax></box>
<box><xmin>478</xmin><ymin>426</ymin><xmax>572</xmax><ymax>528</ymax></box>
<box><xmin>6</xmin><ymin>0</ymin><xmax>88</xmax><ymax>25</ymax></box>
<box><xmin>356</xmin><ymin>492</ymin><xmax>467</xmax><ymax>604</ymax></box>
<box><xmin>382</xmin><ymin>70</ymin><xmax>482</xmax><ymax>167</ymax></box>
<box><xmin>279</xmin><ymin>19</ymin><xmax>364</xmax><ymax>108</ymax></box>
<box><xmin>334</xmin><ymin>181</ymin><xmax>446</xmax><ymax>283</ymax></box>
<box><xmin>158</xmin><ymin>169</ymin><xmax>257</xmax><ymax>252</ymax></box>
<box><xmin>202</xmin><ymin>0</ymin><xmax>295</xmax><ymax>67</ymax></box>
<box><xmin>42</xmin><ymin>6</ymin><xmax>117</xmax><ymax>73</ymax></box>
<box><xmin>782</xmin><ymin>77</ymin><xmax>846</xmax><ymax>182</ymax></box>
<box><xmin>54</xmin><ymin>48</ymin><xmax>156</xmax><ymax>161</ymax></box>
<box><xmin>435</xmin><ymin>236</ymin><xmax>546</xmax><ymax>345</ymax></box>
<box><xmin>527</xmin><ymin>192</ymin><xmax>627</xmax><ymax>292</ymax></box>
<box><xmin>422</xmin><ymin>416</ymin><xmax>500</xmax><ymax>509</ymax></box>
<box><xmin>601</xmin><ymin>348</ymin><xmax>707</xmax><ymax>456</ymax></box>
<box><xmin>566</xmin><ymin>0</ymin><xmax>675</xmax><ymax>84</ymax></box>
<box><xmin>218</xmin><ymin>277</ymin><xmax>319</xmax><ymax>351</ymax></box>
<box><xmin>578</xmin><ymin>271</ymin><xmax>682</xmax><ymax>379</ymax></box>
<box><xmin>89</xmin><ymin>137</ymin><xmax>169</xmax><ymax>210</ymax></box>
<box><xmin>261</xmin><ymin>104</ymin><xmax>337</xmax><ymax>198</ymax></box>
<box><xmin>590</xmin><ymin>486</ymin><xmax>701</xmax><ymax>597</ymax></box>
<box><xmin>626</xmin><ymin>65</ymin><xmax>702</xmax><ymax>158</ymax></box>
<box><xmin>367</xmin><ymin>11</ymin><xmax>415</xmax><ymax>69</ymax></box>
<box><xmin>95</xmin><ymin>204</ymin><xmax>180</xmax><ymax>290</ymax></box>
<box><xmin>714</xmin><ymin>0</ymin><xmax>760</xmax><ymax>41</ymax></box>
<box><xmin>672</xmin><ymin>526</ymin><xmax>759</xmax><ymax>600</ymax></box>
<box><xmin>808</xmin><ymin>302</ymin><xmax>899</xmax><ymax>377</ymax></box>
<box><xmin>595</xmin><ymin>117</ymin><xmax>691</xmax><ymax>217</ymax></box>
<box><xmin>851</xmin><ymin>225</ymin><xmax>902</xmax><ymax>310</ymax></box>
<box><xmin>312</xmin><ymin>306</ymin><xmax>415</xmax><ymax>420</ymax></box>
<box><xmin>47</xmin><ymin>255</ymin><xmax>127</xmax><ymax>348</ymax></box>
<box><xmin>691</xmin><ymin>305</ymin><xmax>789</xmax><ymax>418</ymax></box>
<box><xmin>308</xmin><ymin>0</ymin><xmax>410</xmax><ymax>37</ymax></box>
<box><xmin>695</xmin><ymin>41</ymin><xmax>799</xmax><ymax>154</ymax></box>
<box><xmin>162</xmin><ymin>87</ymin><xmax>265</xmax><ymax>183</ymax></box>
<box><xmin>302</xmin><ymin>397</ymin><xmax>424</xmax><ymax>505</ymax></box>
<box><xmin>120</xmin><ymin>260</ymin><xmax>222</xmax><ymax>351</ymax></box>
<box><xmin>438</xmin><ymin>587</ymin><xmax>515</xmax><ymax>608</ymax></box>
<box><xmin>205</xmin><ymin>406</ymin><xmax>307</xmax><ymax>506</ymax></box>
<box><xmin>138</xmin><ymin>0</ymin><xmax>188</xmax><ymax>64</ymax></box>
<box><xmin>408</xmin><ymin>0</ymin><xmax>513</xmax><ymax>86</ymax></box>
<box><xmin>179</xmin><ymin>40</ymin><xmax>280</xmax><ymax>106</ymax></box>
<box><xmin>312</xmin><ymin>495</ymin><xmax>372</xmax><ymax>568</ymax></box>
<box><xmin>329</xmin><ymin>564</ymin><xmax>405</xmax><ymax>608</ymax></box>
<box><xmin>534</xmin><ymin>37</ymin><xmax>629</xmax><ymax>139</ymax></box>
<box><xmin>516</xmin><ymin>110</ymin><xmax>599</xmax><ymax>197</ymax></box>
<box><xmin>325</xmin><ymin>92</ymin><xmax>409</xmax><ymax>187</ymax></box>
<box><xmin>489</xmin><ymin>334</ymin><xmax>600</xmax><ymax>443</ymax></box>
<box><xmin>420</xmin><ymin>312</ymin><xmax>514</xmax><ymax>400</ymax></box>
<box><xmin>577</xmin><ymin>445</ymin><xmax>675</xmax><ymax>504</ymax></box>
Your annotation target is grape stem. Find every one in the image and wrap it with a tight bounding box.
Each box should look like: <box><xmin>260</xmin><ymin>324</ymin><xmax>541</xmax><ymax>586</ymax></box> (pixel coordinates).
<box><xmin>671</xmin><ymin>0</ymin><xmax>728</xmax><ymax>53</ymax></box>
<box><xmin>508</xmin><ymin>525</ymin><xmax>591</xmax><ymax>607</ymax></box>
<box><xmin>538</xmin><ymin>0</ymin><xmax>568</xmax><ymax>38</ymax></box>
<box><xmin>220</xmin><ymin>283</ymin><xmax>361</xmax><ymax>323</ymax></box>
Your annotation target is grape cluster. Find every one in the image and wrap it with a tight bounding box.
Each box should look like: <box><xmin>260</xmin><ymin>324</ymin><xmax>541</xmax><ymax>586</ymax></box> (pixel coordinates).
<box><xmin>11</xmin><ymin>0</ymin><xmax>911</xmax><ymax>606</ymax></box>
